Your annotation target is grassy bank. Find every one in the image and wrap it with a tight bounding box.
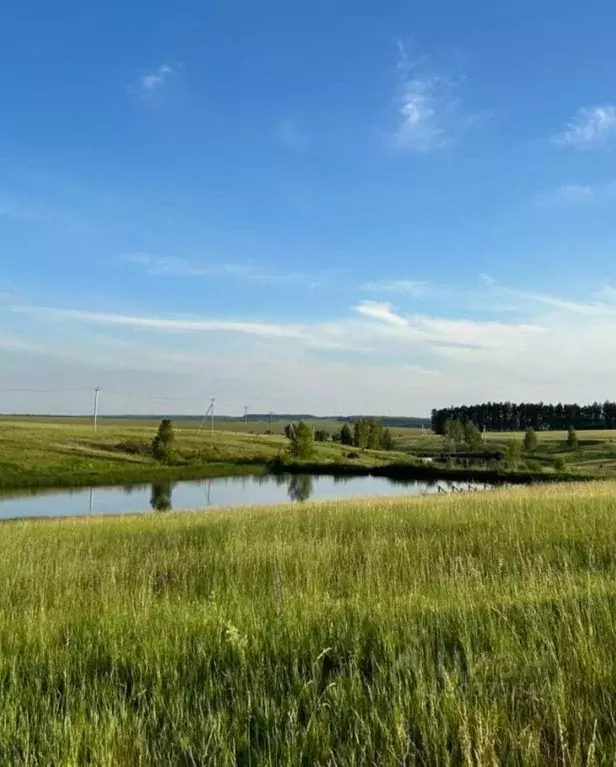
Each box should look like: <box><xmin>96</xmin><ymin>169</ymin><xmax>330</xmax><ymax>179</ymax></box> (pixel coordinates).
<box><xmin>2</xmin><ymin>484</ymin><xmax>616</xmax><ymax>762</ymax></box>
<box><xmin>2</xmin><ymin>418</ymin><xmax>613</xmax><ymax>492</ymax></box>
<box><xmin>0</xmin><ymin>419</ymin><xmax>407</xmax><ymax>490</ymax></box>
<box><xmin>272</xmin><ymin>459</ymin><xmax>599</xmax><ymax>483</ymax></box>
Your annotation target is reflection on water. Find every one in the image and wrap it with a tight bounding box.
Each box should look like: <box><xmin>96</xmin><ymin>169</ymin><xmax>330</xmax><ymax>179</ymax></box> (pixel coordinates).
<box><xmin>148</xmin><ymin>475</ymin><xmax>317</xmax><ymax>509</ymax></box>
<box><xmin>146</xmin><ymin>474</ymin><xmax>478</xmax><ymax>510</ymax></box>
<box><xmin>150</xmin><ymin>481</ymin><xmax>175</xmax><ymax>512</ymax></box>
<box><xmin>287</xmin><ymin>474</ymin><xmax>314</xmax><ymax>502</ymax></box>
<box><xmin>0</xmin><ymin>473</ymin><xmax>493</xmax><ymax>520</ymax></box>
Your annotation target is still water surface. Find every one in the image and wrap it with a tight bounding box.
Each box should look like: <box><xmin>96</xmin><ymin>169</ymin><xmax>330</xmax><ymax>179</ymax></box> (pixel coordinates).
<box><xmin>0</xmin><ymin>474</ymin><xmax>490</xmax><ymax>520</ymax></box>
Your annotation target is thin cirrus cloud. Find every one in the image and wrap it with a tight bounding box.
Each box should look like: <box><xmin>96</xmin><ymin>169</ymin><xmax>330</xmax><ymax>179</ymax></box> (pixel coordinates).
<box><xmin>552</xmin><ymin>105</ymin><xmax>616</xmax><ymax>149</ymax></box>
<box><xmin>482</xmin><ymin>278</ymin><xmax>616</xmax><ymax>317</ymax></box>
<box><xmin>534</xmin><ymin>180</ymin><xmax>616</xmax><ymax>206</ymax></box>
<box><xmin>126</xmin><ymin>255</ymin><xmax>434</xmax><ymax>295</ymax></box>
<box><xmin>359</xmin><ymin>279</ymin><xmax>430</xmax><ymax>297</ymax></box>
<box><xmin>392</xmin><ymin>42</ymin><xmax>475</xmax><ymax>152</ymax></box>
<box><xmin>8</xmin><ymin>283</ymin><xmax>616</xmax><ymax>414</ymax></box>
<box><xmin>133</xmin><ymin>64</ymin><xmax>175</xmax><ymax>98</ymax></box>
<box><xmin>353</xmin><ymin>300</ymin><xmax>409</xmax><ymax>327</ymax></box>
<box><xmin>534</xmin><ymin>184</ymin><xmax>595</xmax><ymax>206</ymax></box>
<box><xmin>12</xmin><ymin>306</ymin><xmax>309</xmax><ymax>341</ymax></box>
<box><xmin>9</xmin><ymin>296</ymin><xmax>543</xmax><ymax>357</ymax></box>
<box><xmin>123</xmin><ymin>253</ymin><xmax>315</xmax><ymax>285</ymax></box>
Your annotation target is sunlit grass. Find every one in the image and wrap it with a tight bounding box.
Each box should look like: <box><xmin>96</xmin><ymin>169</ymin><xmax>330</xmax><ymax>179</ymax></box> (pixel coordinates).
<box><xmin>0</xmin><ymin>483</ymin><xmax>616</xmax><ymax>762</ymax></box>
<box><xmin>0</xmin><ymin>419</ymin><xmax>407</xmax><ymax>489</ymax></box>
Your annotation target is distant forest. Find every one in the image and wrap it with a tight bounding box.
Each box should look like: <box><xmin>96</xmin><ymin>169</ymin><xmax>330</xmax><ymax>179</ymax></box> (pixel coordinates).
<box><xmin>431</xmin><ymin>402</ymin><xmax>616</xmax><ymax>434</ymax></box>
<box><xmin>105</xmin><ymin>414</ymin><xmax>433</xmax><ymax>428</ymax></box>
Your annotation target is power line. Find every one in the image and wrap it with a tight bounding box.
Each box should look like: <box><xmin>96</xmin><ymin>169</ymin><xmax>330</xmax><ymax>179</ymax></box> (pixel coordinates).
<box><xmin>0</xmin><ymin>387</ymin><xmax>89</xmax><ymax>393</ymax></box>
<box><xmin>0</xmin><ymin>385</ymin><xmax>280</xmax><ymax>418</ymax></box>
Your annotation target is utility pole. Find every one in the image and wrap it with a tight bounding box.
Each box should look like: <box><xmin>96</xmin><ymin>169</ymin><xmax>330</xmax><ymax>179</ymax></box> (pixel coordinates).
<box><xmin>197</xmin><ymin>398</ymin><xmax>215</xmax><ymax>435</ymax></box>
<box><xmin>93</xmin><ymin>387</ymin><xmax>100</xmax><ymax>433</ymax></box>
<box><xmin>210</xmin><ymin>397</ymin><xmax>215</xmax><ymax>437</ymax></box>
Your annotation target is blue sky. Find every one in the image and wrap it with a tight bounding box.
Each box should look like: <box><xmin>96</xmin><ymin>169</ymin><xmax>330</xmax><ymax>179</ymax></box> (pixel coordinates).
<box><xmin>2</xmin><ymin>0</ymin><xmax>616</xmax><ymax>415</ymax></box>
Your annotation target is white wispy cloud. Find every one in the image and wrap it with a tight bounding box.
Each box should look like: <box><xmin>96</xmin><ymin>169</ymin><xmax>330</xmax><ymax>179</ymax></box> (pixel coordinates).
<box><xmin>123</xmin><ymin>253</ymin><xmax>315</xmax><ymax>285</ymax></box>
<box><xmin>134</xmin><ymin>65</ymin><xmax>175</xmax><ymax>98</ymax></box>
<box><xmin>392</xmin><ymin>43</ymin><xmax>472</xmax><ymax>152</ymax></box>
<box><xmin>485</xmin><ymin>281</ymin><xmax>616</xmax><ymax>317</ymax></box>
<box><xmin>535</xmin><ymin>184</ymin><xmax>595</xmax><ymax>206</ymax></box>
<box><xmin>359</xmin><ymin>279</ymin><xmax>429</xmax><ymax>296</ymax></box>
<box><xmin>534</xmin><ymin>180</ymin><xmax>616</xmax><ymax>206</ymax></box>
<box><xmin>13</xmin><ymin>306</ymin><xmax>310</xmax><ymax>341</ymax></box>
<box><xmin>594</xmin><ymin>285</ymin><xmax>616</xmax><ymax>304</ymax></box>
<box><xmin>124</xmin><ymin>253</ymin><xmax>213</xmax><ymax>277</ymax></box>
<box><xmin>276</xmin><ymin>119</ymin><xmax>309</xmax><ymax>150</ymax></box>
<box><xmin>8</xmin><ymin>281</ymin><xmax>616</xmax><ymax>414</ymax></box>
<box><xmin>553</xmin><ymin>105</ymin><xmax>616</xmax><ymax>149</ymax></box>
<box><xmin>353</xmin><ymin>300</ymin><xmax>408</xmax><ymax>326</ymax></box>
<box><xmin>0</xmin><ymin>195</ymin><xmax>86</xmax><ymax>231</ymax></box>
<box><xmin>10</xmin><ymin>297</ymin><xmax>542</xmax><ymax>357</ymax></box>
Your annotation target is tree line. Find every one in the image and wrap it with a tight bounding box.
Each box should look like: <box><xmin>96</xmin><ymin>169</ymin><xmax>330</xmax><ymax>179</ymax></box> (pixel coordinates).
<box><xmin>432</xmin><ymin>401</ymin><xmax>616</xmax><ymax>434</ymax></box>
<box><xmin>284</xmin><ymin>418</ymin><xmax>395</xmax><ymax>455</ymax></box>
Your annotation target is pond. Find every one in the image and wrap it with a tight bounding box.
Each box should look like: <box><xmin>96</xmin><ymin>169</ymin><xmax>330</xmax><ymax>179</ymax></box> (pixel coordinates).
<box><xmin>0</xmin><ymin>474</ymin><xmax>492</xmax><ymax>520</ymax></box>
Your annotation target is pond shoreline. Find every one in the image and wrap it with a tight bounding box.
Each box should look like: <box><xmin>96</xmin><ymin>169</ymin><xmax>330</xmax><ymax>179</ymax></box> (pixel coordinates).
<box><xmin>0</xmin><ymin>461</ymin><xmax>267</xmax><ymax>493</ymax></box>
<box><xmin>0</xmin><ymin>457</ymin><xmax>598</xmax><ymax>494</ymax></box>
<box><xmin>269</xmin><ymin>459</ymin><xmax>601</xmax><ymax>484</ymax></box>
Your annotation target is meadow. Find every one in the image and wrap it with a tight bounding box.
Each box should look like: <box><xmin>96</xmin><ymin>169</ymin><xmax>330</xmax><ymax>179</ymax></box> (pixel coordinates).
<box><xmin>3</xmin><ymin>415</ymin><xmax>616</xmax><ymax>492</ymax></box>
<box><xmin>0</xmin><ymin>418</ymin><xmax>409</xmax><ymax>490</ymax></box>
<box><xmin>1</xmin><ymin>483</ymin><xmax>616</xmax><ymax>763</ymax></box>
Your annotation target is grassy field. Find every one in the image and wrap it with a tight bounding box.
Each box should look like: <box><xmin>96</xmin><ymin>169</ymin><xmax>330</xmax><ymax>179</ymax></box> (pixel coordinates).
<box><xmin>1</xmin><ymin>484</ymin><xmax>616</xmax><ymax>763</ymax></box>
<box><xmin>4</xmin><ymin>415</ymin><xmax>616</xmax><ymax>491</ymax></box>
<box><xmin>0</xmin><ymin>415</ymin><xmax>366</xmax><ymax>436</ymax></box>
<box><xmin>0</xmin><ymin>419</ymin><xmax>410</xmax><ymax>490</ymax></box>
<box><xmin>392</xmin><ymin>427</ymin><xmax>616</xmax><ymax>475</ymax></box>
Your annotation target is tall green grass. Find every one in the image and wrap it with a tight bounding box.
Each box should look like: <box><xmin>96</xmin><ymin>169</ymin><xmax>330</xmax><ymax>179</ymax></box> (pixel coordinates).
<box><xmin>2</xmin><ymin>484</ymin><xmax>616</xmax><ymax>763</ymax></box>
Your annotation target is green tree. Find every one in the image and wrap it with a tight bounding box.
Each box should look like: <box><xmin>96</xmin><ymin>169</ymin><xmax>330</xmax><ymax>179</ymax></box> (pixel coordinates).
<box><xmin>284</xmin><ymin>423</ymin><xmax>295</xmax><ymax>440</ymax></box>
<box><xmin>339</xmin><ymin>424</ymin><xmax>353</xmax><ymax>446</ymax></box>
<box><xmin>380</xmin><ymin>428</ymin><xmax>395</xmax><ymax>451</ymax></box>
<box><xmin>504</xmin><ymin>439</ymin><xmax>522</xmax><ymax>470</ymax></box>
<box><xmin>567</xmin><ymin>426</ymin><xmax>579</xmax><ymax>450</ymax></box>
<box><xmin>288</xmin><ymin>420</ymin><xmax>315</xmax><ymax>461</ymax></box>
<box><xmin>353</xmin><ymin>419</ymin><xmax>370</xmax><ymax>449</ymax></box>
<box><xmin>554</xmin><ymin>455</ymin><xmax>567</xmax><ymax>472</ymax></box>
<box><xmin>443</xmin><ymin>419</ymin><xmax>465</xmax><ymax>451</ymax></box>
<box><xmin>367</xmin><ymin>419</ymin><xmax>382</xmax><ymax>450</ymax></box>
<box><xmin>523</xmin><ymin>426</ymin><xmax>538</xmax><ymax>453</ymax></box>
<box><xmin>314</xmin><ymin>429</ymin><xmax>330</xmax><ymax>442</ymax></box>
<box><xmin>152</xmin><ymin>419</ymin><xmax>176</xmax><ymax>463</ymax></box>
<box><xmin>463</xmin><ymin>421</ymin><xmax>483</xmax><ymax>450</ymax></box>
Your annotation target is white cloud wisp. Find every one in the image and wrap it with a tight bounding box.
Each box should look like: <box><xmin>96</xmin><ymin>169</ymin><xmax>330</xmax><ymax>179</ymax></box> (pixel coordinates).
<box><xmin>553</xmin><ymin>105</ymin><xmax>616</xmax><ymax>149</ymax></box>
<box><xmin>6</xmin><ymin>281</ymin><xmax>616</xmax><ymax>415</ymax></box>
<box><xmin>134</xmin><ymin>65</ymin><xmax>175</xmax><ymax>98</ymax></box>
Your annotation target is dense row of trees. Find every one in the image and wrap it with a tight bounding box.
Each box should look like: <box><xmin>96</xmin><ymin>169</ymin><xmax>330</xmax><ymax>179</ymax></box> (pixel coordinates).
<box><xmin>442</xmin><ymin>419</ymin><xmax>483</xmax><ymax>451</ymax></box>
<box><xmin>432</xmin><ymin>401</ymin><xmax>616</xmax><ymax>434</ymax></box>
<box><xmin>347</xmin><ymin>418</ymin><xmax>395</xmax><ymax>451</ymax></box>
<box><xmin>284</xmin><ymin>418</ymin><xmax>395</xmax><ymax>453</ymax></box>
